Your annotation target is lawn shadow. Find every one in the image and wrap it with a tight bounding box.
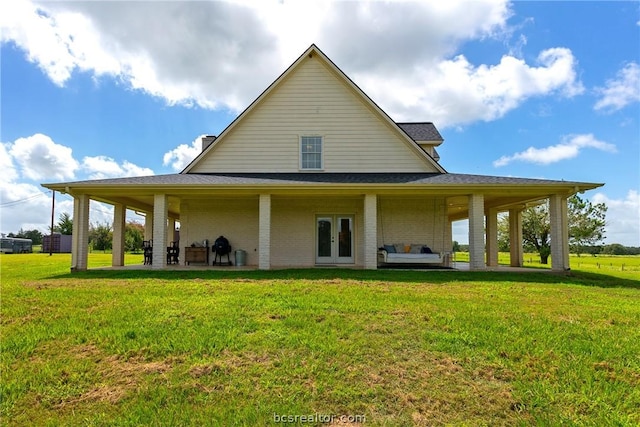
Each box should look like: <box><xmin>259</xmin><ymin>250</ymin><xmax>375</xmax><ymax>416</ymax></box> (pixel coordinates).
<box><xmin>47</xmin><ymin>267</ymin><xmax>640</xmax><ymax>290</ymax></box>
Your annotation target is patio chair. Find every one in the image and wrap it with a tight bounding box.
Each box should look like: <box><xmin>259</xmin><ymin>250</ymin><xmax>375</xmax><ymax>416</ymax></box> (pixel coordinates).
<box><xmin>143</xmin><ymin>240</ymin><xmax>153</xmax><ymax>265</ymax></box>
<box><xmin>167</xmin><ymin>241</ymin><xmax>179</xmax><ymax>264</ymax></box>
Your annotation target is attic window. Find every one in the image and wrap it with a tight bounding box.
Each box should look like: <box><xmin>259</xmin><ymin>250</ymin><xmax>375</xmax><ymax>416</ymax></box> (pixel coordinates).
<box><xmin>300</xmin><ymin>136</ymin><xmax>323</xmax><ymax>170</ymax></box>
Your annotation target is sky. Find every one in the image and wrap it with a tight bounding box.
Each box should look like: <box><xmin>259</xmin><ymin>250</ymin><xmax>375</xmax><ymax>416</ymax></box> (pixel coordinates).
<box><xmin>1</xmin><ymin>0</ymin><xmax>639</xmax><ymax>246</ymax></box>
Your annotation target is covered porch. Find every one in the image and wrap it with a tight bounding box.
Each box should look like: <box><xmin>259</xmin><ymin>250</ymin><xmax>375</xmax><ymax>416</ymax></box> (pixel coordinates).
<box><xmin>63</xmin><ymin>194</ymin><xmax>569</xmax><ymax>271</ymax></box>
<box><xmin>42</xmin><ymin>173</ymin><xmax>600</xmax><ymax>273</ymax></box>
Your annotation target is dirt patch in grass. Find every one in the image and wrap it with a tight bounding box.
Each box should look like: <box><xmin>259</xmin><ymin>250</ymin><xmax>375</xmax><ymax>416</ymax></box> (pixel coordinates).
<box><xmin>359</xmin><ymin>352</ymin><xmax>528</xmax><ymax>426</ymax></box>
<box><xmin>190</xmin><ymin>349</ymin><xmax>273</xmax><ymax>378</ymax></box>
<box><xmin>53</xmin><ymin>344</ymin><xmax>173</xmax><ymax>408</ymax></box>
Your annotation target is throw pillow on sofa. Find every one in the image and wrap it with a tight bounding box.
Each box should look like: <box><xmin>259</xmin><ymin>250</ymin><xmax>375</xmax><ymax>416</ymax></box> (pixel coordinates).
<box><xmin>410</xmin><ymin>244</ymin><xmax>423</xmax><ymax>254</ymax></box>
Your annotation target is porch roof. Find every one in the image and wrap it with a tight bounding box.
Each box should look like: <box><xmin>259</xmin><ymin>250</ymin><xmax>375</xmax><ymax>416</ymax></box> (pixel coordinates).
<box><xmin>43</xmin><ymin>172</ymin><xmax>600</xmax><ymax>188</ymax></box>
<box><xmin>42</xmin><ymin>172</ymin><xmax>602</xmax><ymax>221</ymax></box>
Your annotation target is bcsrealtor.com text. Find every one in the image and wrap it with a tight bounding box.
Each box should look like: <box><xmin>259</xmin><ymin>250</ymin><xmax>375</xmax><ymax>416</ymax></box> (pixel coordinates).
<box><xmin>273</xmin><ymin>413</ymin><xmax>366</xmax><ymax>424</ymax></box>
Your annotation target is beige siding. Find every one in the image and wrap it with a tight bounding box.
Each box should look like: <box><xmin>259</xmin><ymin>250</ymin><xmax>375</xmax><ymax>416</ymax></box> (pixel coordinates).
<box><xmin>191</xmin><ymin>56</ymin><xmax>437</xmax><ymax>173</ymax></box>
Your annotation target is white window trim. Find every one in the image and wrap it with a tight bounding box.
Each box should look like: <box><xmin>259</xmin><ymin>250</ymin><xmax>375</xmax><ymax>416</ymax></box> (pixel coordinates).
<box><xmin>299</xmin><ymin>135</ymin><xmax>324</xmax><ymax>171</ymax></box>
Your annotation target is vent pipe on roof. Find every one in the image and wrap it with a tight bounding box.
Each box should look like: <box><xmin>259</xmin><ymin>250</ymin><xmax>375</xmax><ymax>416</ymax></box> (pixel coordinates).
<box><xmin>201</xmin><ymin>135</ymin><xmax>216</xmax><ymax>151</ymax></box>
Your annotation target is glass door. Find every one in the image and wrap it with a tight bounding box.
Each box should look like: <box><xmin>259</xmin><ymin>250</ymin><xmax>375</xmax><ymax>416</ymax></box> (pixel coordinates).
<box><xmin>316</xmin><ymin>215</ymin><xmax>354</xmax><ymax>264</ymax></box>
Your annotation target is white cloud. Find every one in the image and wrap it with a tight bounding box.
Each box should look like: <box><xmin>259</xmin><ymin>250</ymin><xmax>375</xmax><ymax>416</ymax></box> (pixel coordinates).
<box><xmin>82</xmin><ymin>156</ymin><xmax>154</xmax><ymax>180</ymax></box>
<box><xmin>2</xmin><ymin>134</ymin><xmax>154</xmax><ymax>182</ymax></box>
<box><xmin>0</xmin><ymin>180</ymin><xmax>117</xmax><ymax>236</ymax></box>
<box><xmin>5</xmin><ymin>133</ymin><xmax>79</xmax><ymax>181</ymax></box>
<box><xmin>318</xmin><ymin>0</ymin><xmax>511</xmax><ymax>73</ymax></box>
<box><xmin>1</xmin><ymin>0</ymin><xmax>280</xmax><ymax>111</ymax></box>
<box><xmin>361</xmin><ymin>47</ymin><xmax>584</xmax><ymax>125</ymax></box>
<box><xmin>1</xmin><ymin>0</ymin><xmax>584</xmax><ymax>127</ymax></box>
<box><xmin>493</xmin><ymin>134</ymin><xmax>616</xmax><ymax>167</ymax></box>
<box><xmin>592</xmin><ymin>190</ymin><xmax>640</xmax><ymax>246</ymax></box>
<box><xmin>163</xmin><ymin>135</ymin><xmax>206</xmax><ymax>172</ymax></box>
<box><xmin>594</xmin><ymin>62</ymin><xmax>640</xmax><ymax>112</ymax></box>
<box><xmin>0</xmin><ymin>143</ymin><xmax>19</xmax><ymax>182</ymax></box>
<box><xmin>0</xmin><ymin>181</ymin><xmax>58</xmax><ymax>235</ymax></box>
<box><xmin>0</xmin><ymin>133</ymin><xmax>153</xmax><ymax>235</ymax></box>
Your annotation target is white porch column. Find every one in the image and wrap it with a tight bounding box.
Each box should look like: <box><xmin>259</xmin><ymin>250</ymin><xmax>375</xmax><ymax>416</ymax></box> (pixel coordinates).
<box><xmin>549</xmin><ymin>194</ymin><xmax>570</xmax><ymax>271</ymax></box>
<box><xmin>509</xmin><ymin>208</ymin><xmax>523</xmax><ymax>267</ymax></box>
<box><xmin>144</xmin><ymin>212</ymin><xmax>153</xmax><ymax>241</ymax></box>
<box><xmin>445</xmin><ymin>217</ymin><xmax>453</xmax><ymax>267</ymax></box>
<box><xmin>152</xmin><ymin>194</ymin><xmax>168</xmax><ymax>268</ymax></box>
<box><xmin>486</xmin><ymin>207</ymin><xmax>499</xmax><ymax>267</ymax></box>
<box><xmin>363</xmin><ymin>194</ymin><xmax>378</xmax><ymax>270</ymax></box>
<box><xmin>259</xmin><ymin>194</ymin><xmax>271</xmax><ymax>270</ymax></box>
<box><xmin>112</xmin><ymin>203</ymin><xmax>126</xmax><ymax>267</ymax></box>
<box><xmin>468</xmin><ymin>194</ymin><xmax>486</xmax><ymax>270</ymax></box>
<box><xmin>71</xmin><ymin>194</ymin><xmax>90</xmax><ymax>272</ymax></box>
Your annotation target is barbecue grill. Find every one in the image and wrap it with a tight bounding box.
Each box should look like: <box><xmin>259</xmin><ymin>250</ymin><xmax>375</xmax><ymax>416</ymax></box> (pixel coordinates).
<box><xmin>212</xmin><ymin>235</ymin><xmax>232</xmax><ymax>266</ymax></box>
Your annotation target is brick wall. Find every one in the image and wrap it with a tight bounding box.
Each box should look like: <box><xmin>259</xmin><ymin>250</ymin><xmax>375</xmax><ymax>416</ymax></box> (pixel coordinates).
<box><xmin>181</xmin><ymin>198</ymin><xmax>259</xmax><ymax>266</ymax></box>
<box><xmin>180</xmin><ymin>195</ymin><xmax>449</xmax><ymax>268</ymax></box>
<box><xmin>270</xmin><ymin>197</ymin><xmax>364</xmax><ymax>267</ymax></box>
<box><xmin>377</xmin><ymin>196</ymin><xmax>448</xmax><ymax>253</ymax></box>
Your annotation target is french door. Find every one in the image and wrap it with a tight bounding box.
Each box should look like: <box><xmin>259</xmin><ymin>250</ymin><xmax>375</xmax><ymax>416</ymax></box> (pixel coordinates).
<box><xmin>316</xmin><ymin>215</ymin><xmax>354</xmax><ymax>264</ymax></box>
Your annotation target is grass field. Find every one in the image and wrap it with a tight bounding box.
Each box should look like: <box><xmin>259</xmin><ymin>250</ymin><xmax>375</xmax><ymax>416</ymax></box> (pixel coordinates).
<box><xmin>453</xmin><ymin>251</ymin><xmax>640</xmax><ymax>276</ymax></box>
<box><xmin>2</xmin><ymin>253</ymin><xmax>639</xmax><ymax>426</ymax></box>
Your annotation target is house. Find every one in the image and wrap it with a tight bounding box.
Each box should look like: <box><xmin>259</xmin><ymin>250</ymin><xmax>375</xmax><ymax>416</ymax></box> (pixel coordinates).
<box><xmin>42</xmin><ymin>44</ymin><xmax>602</xmax><ymax>272</ymax></box>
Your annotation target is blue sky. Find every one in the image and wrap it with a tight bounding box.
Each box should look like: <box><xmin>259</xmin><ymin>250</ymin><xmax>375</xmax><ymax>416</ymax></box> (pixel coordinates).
<box><xmin>1</xmin><ymin>0</ymin><xmax>639</xmax><ymax>246</ymax></box>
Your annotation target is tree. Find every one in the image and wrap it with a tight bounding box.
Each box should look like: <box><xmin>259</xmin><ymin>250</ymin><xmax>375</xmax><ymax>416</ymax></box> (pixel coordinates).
<box><xmin>21</xmin><ymin>229</ymin><xmax>43</xmax><ymax>245</ymax></box>
<box><xmin>9</xmin><ymin>228</ymin><xmax>44</xmax><ymax>245</ymax></box>
<box><xmin>497</xmin><ymin>213</ymin><xmax>510</xmax><ymax>252</ymax></box>
<box><xmin>521</xmin><ymin>203</ymin><xmax>552</xmax><ymax>264</ymax></box>
<box><xmin>55</xmin><ymin>212</ymin><xmax>73</xmax><ymax>235</ymax></box>
<box><xmin>89</xmin><ymin>222</ymin><xmax>112</xmax><ymax>252</ymax></box>
<box><xmin>499</xmin><ymin>194</ymin><xmax>607</xmax><ymax>264</ymax></box>
<box><xmin>601</xmin><ymin>243</ymin><xmax>627</xmax><ymax>255</ymax></box>
<box><xmin>568</xmin><ymin>195</ymin><xmax>607</xmax><ymax>256</ymax></box>
<box><xmin>125</xmin><ymin>221</ymin><xmax>144</xmax><ymax>252</ymax></box>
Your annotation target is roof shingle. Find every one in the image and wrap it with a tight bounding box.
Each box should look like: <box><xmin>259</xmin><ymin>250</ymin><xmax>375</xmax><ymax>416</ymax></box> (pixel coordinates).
<box><xmin>43</xmin><ymin>172</ymin><xmax>599</xmax><ymax>188</ymax></box>
<box><xmin>397</xmin><ymin>122</ymin><xmax>443</xmax><ymax>142</ymax></box>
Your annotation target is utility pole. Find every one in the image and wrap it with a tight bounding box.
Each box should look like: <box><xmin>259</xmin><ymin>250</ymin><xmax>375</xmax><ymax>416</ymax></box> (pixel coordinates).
<box><xmin>49</xmin><ymin>190</ymin><xmax>55</xmax><ymax>256</ymax></box>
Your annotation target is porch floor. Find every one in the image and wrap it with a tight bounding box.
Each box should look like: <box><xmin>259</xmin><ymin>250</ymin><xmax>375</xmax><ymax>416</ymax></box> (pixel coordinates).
<box><xmin>93</xmin><ymin>262</ymin><xmax>552</xmax><ymax>273</ymax></box>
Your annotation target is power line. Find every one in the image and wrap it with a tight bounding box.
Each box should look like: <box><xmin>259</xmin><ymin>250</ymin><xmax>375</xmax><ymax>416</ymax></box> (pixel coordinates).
<box><xmin>0</xmin><ymin>191</ymin><xmax>51</xmax><ymax>207</ymax></box>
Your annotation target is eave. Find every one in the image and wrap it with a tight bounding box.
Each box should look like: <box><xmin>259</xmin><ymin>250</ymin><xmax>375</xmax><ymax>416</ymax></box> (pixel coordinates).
<box><xmin>42</xmin><ymin>173</ymin><xmax>603</xmax><ymax>221</ymax></box>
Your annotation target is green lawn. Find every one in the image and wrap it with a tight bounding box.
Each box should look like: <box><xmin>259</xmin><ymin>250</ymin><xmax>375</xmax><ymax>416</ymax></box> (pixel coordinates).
<box><xmin>2</xmin><ymin>253</ymin><xmax>639</xmax><ymax>426</ymax></box>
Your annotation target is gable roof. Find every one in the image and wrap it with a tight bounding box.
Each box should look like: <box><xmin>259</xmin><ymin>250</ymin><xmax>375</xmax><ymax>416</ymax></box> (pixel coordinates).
<box><xmin>397</xmin><ymin>122</ymin><xmax>443</xmax><ymax>143</ymax></box>
<box><xmin>181</xmin><ymin>44</ymin><xmax>446</xmax><ymax>174</ymax></box>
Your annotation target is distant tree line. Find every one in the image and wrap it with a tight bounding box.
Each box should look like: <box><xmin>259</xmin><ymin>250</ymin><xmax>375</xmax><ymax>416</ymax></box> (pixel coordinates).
<box><xmin>7</xmin><ymin>229</ymin><xmax>44</xmax><ymax>245</ymax></box>
<box><xmin>7</xmin><ymin>212</ymin><xmax>74</xmax><ymax>245</ymax></box>
<box><xmin>598</xmin><ymin>244</ymin><xmax>640</xmax><ymax>256</ymax></box>
<box><xmin>5</xmin><ymin>212</ymin><xmax>146</xmax><ymax>253</ymax></box>
<box><xmin>453</xmin><ymin>241</ymin><xmax>638</xmax><ymax>256</ymax></box>
<box><xmin>87</xmin><ymin>221</ymin><xmax>145</xmax><ymax>253</ymax></box>
<box><xmin>453</xmin><ymin>195</ymin><xmax>638</xmax><ymax>260</ymax></box>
